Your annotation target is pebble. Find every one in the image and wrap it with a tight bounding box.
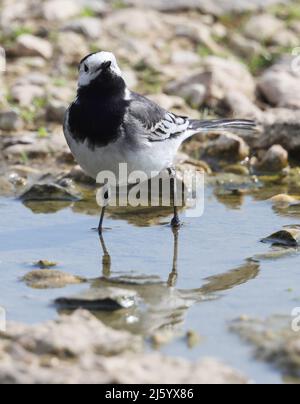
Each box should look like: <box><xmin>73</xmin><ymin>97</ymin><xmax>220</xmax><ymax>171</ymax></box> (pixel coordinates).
<box><xmin>0</xmin><ymin>111</ymin><xmax>23</xmax><ymax>132</ymax></box>
<box><xmin>16</xmin><ymin>34</ymin><xmax>53</xmax><ymax>60</ymax></box>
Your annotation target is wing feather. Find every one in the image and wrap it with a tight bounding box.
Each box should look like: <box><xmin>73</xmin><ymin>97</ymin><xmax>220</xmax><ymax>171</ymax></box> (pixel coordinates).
<box><xmin>127</xmin><ymin>92</ymin><xmax>189</xmax><ymax>142</ymax></box>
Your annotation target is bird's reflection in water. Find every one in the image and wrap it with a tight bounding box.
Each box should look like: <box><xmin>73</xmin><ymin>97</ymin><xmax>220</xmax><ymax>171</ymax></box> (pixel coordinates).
<box><xmin>24</xmin><ymin>195</ymin><xmax>261</xmax><ymax>337</ymax></box>
<box><xmin>80</xmin><ymin>222</ymin><xmax>261</xmax><ymax>337</ymax></box>
<box><xmin>99</xmin><ymin>226</ymin><xmax>179</xmax><ymax>286</ymax></box>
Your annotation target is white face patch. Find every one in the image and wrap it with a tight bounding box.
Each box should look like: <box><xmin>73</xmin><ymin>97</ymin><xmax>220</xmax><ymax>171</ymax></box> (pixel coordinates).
<box><xmin>78</xmin><ymin>52</ymin><xmax>123</xmax><ymax>87</ymax></box>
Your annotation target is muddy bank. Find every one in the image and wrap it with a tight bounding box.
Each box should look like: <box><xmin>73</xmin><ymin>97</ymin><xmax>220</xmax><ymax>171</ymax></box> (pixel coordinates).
<box><xmin>231</xmin><ymin>315</ymin><xmax>300</xmax><ymax>381</ymax></box>
<box><xmin>0</xmin><ymin>310</ymin><xmax>248</xmax><ymax>384</ymax></box>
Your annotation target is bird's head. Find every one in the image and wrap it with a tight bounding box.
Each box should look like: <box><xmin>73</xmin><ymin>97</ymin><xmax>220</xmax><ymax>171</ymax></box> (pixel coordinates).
<box><xmin>78</xmin><ymin>51</ymin><xmax>124</xmax><ymax>93</ymax></box>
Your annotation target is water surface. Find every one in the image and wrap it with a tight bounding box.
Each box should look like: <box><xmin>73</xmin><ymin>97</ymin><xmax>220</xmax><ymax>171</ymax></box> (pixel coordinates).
<box><xmin>0</xmin><ymin>182</ymin><xmax>299</xmax><ymax>384</ymax></box>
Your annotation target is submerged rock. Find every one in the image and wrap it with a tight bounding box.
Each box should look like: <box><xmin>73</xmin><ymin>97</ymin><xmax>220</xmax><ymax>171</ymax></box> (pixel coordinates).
<box><xmin>186</xmin><ymin>330</ymin><xmax>202</xmax><ymax>349</ymax></box>
<box><xmin>254</xmin><ymin>246</ymin><xmax>298</xmax><ymax>261</ymax></box>
<box><xmin>55</xmin><ymin>288</ymin><xmax>138</xmax><ymax>311</ymax></box>
<box><xmin>33</xmin><ymin>260</ymin><xmax>58</xmax><ymax>269</ymax></box>
<box><xmin>23</xmin><ymin>270</ymin><xmax>85</xmax><ymax>289</ymax></box>
<box><xmin>269</xmin><ymin>194</ymin><xmax>299</xmax><ymax>207</ymax></box>
<box><xmin>20</xmin><ymin>183</ymin><xmax>81</xmax><ymax>202</ymax></box>
<box><xmin>262</xmin><ymin>226</ymin><xmax>300</xmax><ymax>247</ymax></box>
<box><xmin>151</xmin><ymin>330</ymin><xmax>177</xmax><ymax>348</ymax></box>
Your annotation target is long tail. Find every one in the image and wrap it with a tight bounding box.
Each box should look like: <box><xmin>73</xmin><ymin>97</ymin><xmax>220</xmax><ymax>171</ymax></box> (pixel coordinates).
<box><xmin>188</xmin><ymin>119</ymin><xmax>257</xmax><ymax>136</ymax></box>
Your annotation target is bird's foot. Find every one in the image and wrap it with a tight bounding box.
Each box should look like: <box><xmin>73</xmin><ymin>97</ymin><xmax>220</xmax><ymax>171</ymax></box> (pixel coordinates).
<box><xmin>167</xmin><ymin>271</ymin><xmax>178</xmax><ymax>287</ymax></box>
<box><xmin>91</xmin><ymin>227</ymin><xmax>111</xmax><ymax>234</ymax></box>
<box><xmin>171</xmin><ymin>215</ymin><xmax>181</xmax><ymax>229</ymax></box>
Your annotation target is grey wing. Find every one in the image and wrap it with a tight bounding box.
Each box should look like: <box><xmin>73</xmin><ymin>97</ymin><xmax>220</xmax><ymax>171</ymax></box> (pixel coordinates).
<box><xmin>126</xmin><ymin>92</ymin><xmax>190</xmax><ymax>142</ymax></box>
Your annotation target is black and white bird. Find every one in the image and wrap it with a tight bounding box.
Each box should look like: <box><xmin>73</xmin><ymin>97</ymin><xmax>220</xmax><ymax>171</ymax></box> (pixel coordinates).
<box><xmin>64</xmin><ymin>51</ymin><xmax>256</xmax><ymax>234</ymax></box>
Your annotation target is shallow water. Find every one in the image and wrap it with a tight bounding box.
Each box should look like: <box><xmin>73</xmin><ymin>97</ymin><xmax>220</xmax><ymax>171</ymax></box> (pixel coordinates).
<box><xmin>0</xmin><ymin>181</ymin><xmax>300</xmax><ymax>384</ymax></box>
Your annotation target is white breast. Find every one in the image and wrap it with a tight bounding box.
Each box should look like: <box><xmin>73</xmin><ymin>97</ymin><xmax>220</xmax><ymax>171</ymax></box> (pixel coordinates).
<box><xmin>64</xmin><ymin>129</ymin><xmax>181</xmax><ymax>185</ymax></box>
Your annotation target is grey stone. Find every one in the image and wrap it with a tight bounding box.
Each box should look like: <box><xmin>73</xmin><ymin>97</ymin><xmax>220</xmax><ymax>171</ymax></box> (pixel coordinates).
<box><xmin>255</xmin><ymin>109</ymin><xmax>300</xmax><ymax>157</ymax></box>
<box><xmin>42</xmin><ymin>0</ymin><xmax>82</xmax><ymax>21</ymax></box>
<box><xmin>258</xmin><ymin>57</ymin><xmax>300</xmax><ymax>109</ymax></box>
<box><xmin>256</xmin><ymin>145</ymin><xmax>289</xmax><ymax>173</ymax></box>
<box><xmin>223</xmin><ymin>91</ymin><xmax>263</xmax><ymax>120</ymax></box>
<box><xmin>0</xmin><ymin>111</ymin><xmax>23</xmax><ymax>132</ymax></box>
<box><xmin>178</xmin><ymin>83</ymin><xmax>206</xmax><ymax>109</ymax></box>
<box><xmin>272</xmin><ymin>30</ymin><xmax>299</xmax><ymax>48</ymax></box>
<box><xmin>147</xmin><ymin>93</ymin><xmax>186</xmax><ymax>111</ymax></box>
<box><xmin>15</xmin><ymin>72</ymin><xmax>49</xmax><ymax>87</ymax></box>
<box><xmin>202</xmin><ymin>133</ymin><xmax>250</xmax><ymax>163</ymax></box>
<box><xmin>11</xmin><ymin>84</ymin><xmax>45</xmax><ymax>106</ymax></box>
<box><xmin>166</xmin><ymin>57</ymin><xmax>255</xmax><ymax>106</ymax></box>
<box><xmin>244</xmin><ymin>14</ymin><xmax>285</xmax><ymax>42</ymax></box>
<box><xmin>57</xmin><ymin>32</ymin><xmax>89</xmax><ymax>64</ymax></box>
<box><xmin>125</xmin><ymin>0</ymin><xmax>292</xmax><ymax>15</ymax></box>
<box><xmin>46</xmin><ymin>100</ymin><xmax>67</xmax><ymax>124</ymax></box>
<box><xmin>20</xmin><ymin>183</ymin><xmax>81</xmax><ymax>202</ymax></box>
<box><xmin>0</xmin><ymin>177</ymin><xmax>14</xmax><ymax>197</ymax></box>
<box><xmin>62</xmin><ymin>17</ymin><xmax>102</xmax><ymax>40</ymax></box>
<box><xmin>3</xmin><ymin>132</ymin><xmax>69</xmax><ymax>160</ymax></box>
<box><xmin>171</xmin><ymin>50</ymin><xmax>201</xmax><ymax>66</ymax></box>
<box><xmin>76</xmin><ymin>0</ymin><xmax>109</xmax><ymax>15</ymax></box>
<box><xmin>262</xmin><ymin>226</ymin><xmax>300</xmax><ymax>247</ymax></box>
<box><xmin>67</xmin><ymin>165</ymin><xmax>95</xmax><ymax>185</ymax></box>
<box><xmin>16</xmin><ymin>34</ymin><xmax>53</xmax><ymax>60</ymax></box>
<box><xmin>103</xmin><ymin>9</ymin><xmax>164</xmax><ymax>37</ymax></box>
<box><xmin>229</xmin><ymin>33</ymin><xmax>264</xmax><ymax>58</ymax></box>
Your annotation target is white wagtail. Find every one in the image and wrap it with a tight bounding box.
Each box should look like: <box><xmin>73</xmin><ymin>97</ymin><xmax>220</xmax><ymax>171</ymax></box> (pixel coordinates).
<box><xmin>64</xmin><ymin>51</ymin><xmax>256</xmax><ymax>234</ymax></box>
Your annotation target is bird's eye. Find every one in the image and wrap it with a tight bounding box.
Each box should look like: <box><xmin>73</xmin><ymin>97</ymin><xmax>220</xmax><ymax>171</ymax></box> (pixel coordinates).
<box><xmin>84</xmin><ymin>64</ymin><xmax>89</xmax><ymax>73</ymax></box>
<box><xmin>102</xmin><ymin>61</ymin><xmax>112</xmax><ymax>70</ymax></box>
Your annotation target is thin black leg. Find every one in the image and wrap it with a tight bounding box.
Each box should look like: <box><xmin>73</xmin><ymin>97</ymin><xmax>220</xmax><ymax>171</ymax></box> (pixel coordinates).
<box><xmin>168</xmin><ymin>228</ymin><xmax>179</xmax><ymax>287</ymax></box>
<box><xmin>98</xmin><ymin>206</ymin><xmax>106</xmax><ymax>235</ymax></box>
<box><xmin>168</xmin><ymin>168</ymin><xmax>181</xmax><ymax>229</ymax></box>
<box><xmin>98</xmin><ymin>186</ymin><xmax>110</xmax><ymax>235</ymax></box>
<box><xmin>99</xmin><ymin>233</ymin><xmax>111</xmax><ymax>278</ymax></box>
